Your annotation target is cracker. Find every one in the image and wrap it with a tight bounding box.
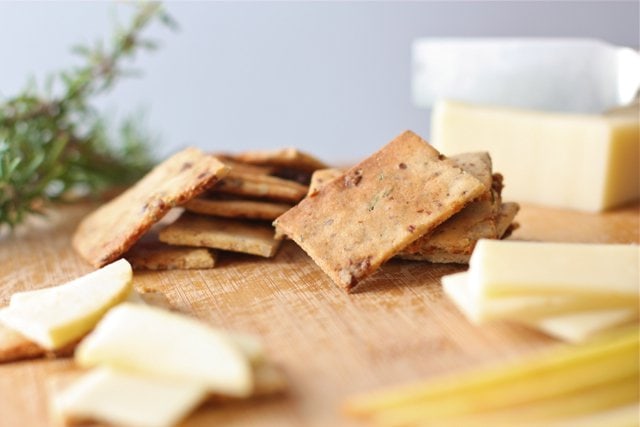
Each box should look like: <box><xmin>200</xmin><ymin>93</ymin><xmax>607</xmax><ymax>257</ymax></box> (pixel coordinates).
<box><xmin>125</xmin><ymin>241</ymin><xmax>217</xmax><ymax>270</ymax></box>
<box><xmin>273</xmin><ymin>130</ymin><xmax>486</xmax><ymax>290</ymax></box>
<box><xmin>159</xmin><ymin>213</ymin><xmax>282</xmax><ymax>258</ymax></box>
<box><xmin>307</xmin><ymin>168</ymin><xmax>344</xmax><ymax>197</ymax></box>
<box><xmin>212</xmin><ymin>170</ymin><xmax>308</xmax><ymax>203</ymax></box>
<box><xmin>396</xmin><ymin>153</ymin><xmax>499</xmax><ymax>261</ymax></box>
<box><xmin>217</xmin><ymin>156</ymin><xmax>277</xmax><ymax>176</ymax></box>
<box><xmin>184</xmin><ymin>197</ymin><xmax>291</xmax><ymax>221</ymax></box>
<box><xmin>496</xmin><ymin>202</ymin><xmax>520</xmax><ymax>238</ymax></box>
<box><xmin>73</xmin><ymin>148</ymin><xmax>229</xmax><ymax>267</ymax></box>
<box><xmin>232</xmin><ymin>147</ymin><xmax>328</xmax><ymax>172</ymax></box>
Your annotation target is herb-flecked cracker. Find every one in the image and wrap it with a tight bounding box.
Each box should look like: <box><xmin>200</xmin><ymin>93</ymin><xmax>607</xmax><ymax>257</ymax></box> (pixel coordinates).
<box><xmin>212</xmin><ymin>170</ymin><xmax>308</xmax><ymax>203</ymax></box>
<box><xmin>184</xmin><ymin>197</ymin><xmax>291</xmax><ymax>221</ymax></box>
<box><xmin>159</xmin><ymin>213</ymin><xmax>282</xmax><ymax>258</ymax></box>
<box><xmin>307</xmin><ymin>168</ymin><xmax>343</xmax><ymax>197</ymax></box>
<box><xmin>72</xmin><ymin>148</ymin><xmax>229</xmax><ymax>267</ymax></box>
<box><xmin>232</xmin><ymin>147</ymin><xmax>328</xmax><ymax>172</ymax></box>
<box><xmin>125</xmin><ymin>241</ymin><xmax>217</xmax><ymax>270</ymax></box>
<box><xmin>273</xmin><ymin>130</ymin><xmax>486</xmax><ymax>291</ymax></box>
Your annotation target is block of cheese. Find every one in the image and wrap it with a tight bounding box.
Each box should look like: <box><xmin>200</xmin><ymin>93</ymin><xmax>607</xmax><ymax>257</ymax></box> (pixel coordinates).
<box><xmin>52</xmin><ymin>367</ymin><xmax>206</xmax><ymax>427</ymax></box>
<box><xmin>432</xmin><ymin>100</ymin><xmax>640</xmax><ymax>211</ymax></box>
<box><xmin>468</xmin><ymin>239</ymin><xmax>640</xmax><ymax>299</ymax></box>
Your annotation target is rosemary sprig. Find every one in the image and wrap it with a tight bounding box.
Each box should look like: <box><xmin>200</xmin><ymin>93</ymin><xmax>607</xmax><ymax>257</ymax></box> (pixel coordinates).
<box><xmin>0</xmin><ymin>3</ymin><xmax>177</xmax><ymax>229</ymax></box>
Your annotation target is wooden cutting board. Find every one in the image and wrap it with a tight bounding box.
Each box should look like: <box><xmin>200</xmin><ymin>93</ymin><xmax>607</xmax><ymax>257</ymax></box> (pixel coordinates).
<box><xmin>0</xmin><ymin>201</ymin><xmax>638</xmax><ymax>427</ymax></box>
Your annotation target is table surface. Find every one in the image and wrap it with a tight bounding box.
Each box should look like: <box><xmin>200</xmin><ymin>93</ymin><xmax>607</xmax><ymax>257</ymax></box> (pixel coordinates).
<box><xmin>0</xmin><ymin>201</ymin><xmax>638</xmax><ymax>427</ymax></box>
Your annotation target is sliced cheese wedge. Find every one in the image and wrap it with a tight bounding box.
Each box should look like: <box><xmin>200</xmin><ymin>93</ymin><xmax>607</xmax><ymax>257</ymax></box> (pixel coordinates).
<box><xmin>76</xmin><ymin>303</ymin><xmax>253</xmax><ymax>397</ymax></box>
<box><xmin>52</xmin><ymin>367</ymin><xmax>206</xmax><ymax>427</ymax></box>
<box><xmin>469</xmin><ymin>240</ymin><xmax>640</xmax><ymax>299</ymax></box>
<box><xmin>0</xmin><ymin>259</ymin><xmax>133</xmax><ymax>349</ymax></box>
<box><xmin>532</xmin><ymin>310</ymin><xmax>639</xmax><ymax>343</ymax></box>
<box><xmin>443</xmin><ymin>271</ymin><xmax>638</xmax><ymax>342</ymax></box>
<box><xmin>442</xmin><ymin>272</ymin><xmax>635</xmax><ymax>323</ymax></box>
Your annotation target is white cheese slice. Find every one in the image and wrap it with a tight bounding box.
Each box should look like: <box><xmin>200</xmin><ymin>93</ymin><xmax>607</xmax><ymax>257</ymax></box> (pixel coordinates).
<box><xmin>532</xmin><ymin>310</ymin><xmax>639</xmax><ymax>343</ymax></box>
<box><xmin>53</xmin><ymin>367</ymin><xmax>205</xmax><ymax>427</ymax></box>
<box><xmin>442</xmin><ymin>271</ymin><xmax>638</xmax><ymax>342</ymax></box>
<box><xmin>432</xmin><ymin>100</ymin><xmax>639</xmax><ymax>212</ymax></box>
<box><xmin>0</xmin><ymin>259</ymin><xmax>133</xmax><ymax>349</ymax></box>
<box><xmin>75</xmin><ymin>303</ymin><xmax>253</xmax><ymax>397</ymax></box>
<box><xmin>468</xmin><ymin>240</ymin><xmax>639</xmax><ymax>299</ymax></box>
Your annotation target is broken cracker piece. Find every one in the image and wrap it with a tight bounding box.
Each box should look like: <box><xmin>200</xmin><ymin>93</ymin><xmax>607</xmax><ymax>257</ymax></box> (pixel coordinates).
<box><xmin>73</xmin><ymin>148</ymin><xmax>229</xmax><ymax>267</ymax></box>
<box><xmin>159</xmin><ymin>213</ymin><xmax>282</xmax><ymax>258</ymax></box>
<box><xmin>213</xmin><ymin>170</ymin><xmax>308</xmax><ymax>203</ymax></box>
<box><xmin>125</xmin><ymin>241</ymin><xmax>216</xmax><ymax>270</ymax></box>
<box><xmin>496</xmin><ymin>202</ymin><xmax>520</xmax><ymax>238</ymax></box>
<box><xmin>184</xmin><ymin>197</ymin><xmax>291</xmax><ymax>221</ymax></box>
<box><xmin>232</xmin><ymin>147</ymin><xmax>328</xmax><ymax>173</ymax></box>
<box><xmin>307</xmin><ymin>168</ymin><xmax>344</xmax><ymax>197</ymax></box>
<box><xmin>274</xmin><ymin>130</ymin><xmax>486</xmax><ymax>290</ymax></box>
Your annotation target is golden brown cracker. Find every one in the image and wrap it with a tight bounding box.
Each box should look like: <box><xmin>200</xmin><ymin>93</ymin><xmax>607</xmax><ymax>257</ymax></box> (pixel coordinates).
<box><xmin>212</xmin><ymin>170</ymin><xmax>308</xmax><ymax>203</ymax></box>
<box><xmin>184</xmin><ymin>197</ymin><xmax>291</xmax><ymax>221</ymax></box>
<box><xmin>273</xmin><ymin>130</ymin><xmax>486</xmax><ymax>290</ymax></box>
<box><xmin>496</xmin><ymin>202</ymin><xmax>520</xmax><ymax>238</ymax></box>
<box><xmin>217</xmin><ymin>156</ymin><xmax>277</xmax><ymax>176</ymax></box>
<box><xmin>232</xmin><ymin>147</ymin><xmax>328</xmax><ymax>172</ymax></box>
<box><xmin>159</xmin><ymin>213</ymin><xmax>282</xmax><ymax>258</ymax></box>
<box><xmin>125</xmin><ymin>241</ymin><xmax>216</xmax><ymax>270</ymax></box>
<box><xmin>73</xmin><ymin>148</ymin><xmax>229</xmax><ymax>267</ymax></box>
<box><xmin>307</xmin><ymin>168</ymin><xmax>344</xmax><ymax>197</ymax></box>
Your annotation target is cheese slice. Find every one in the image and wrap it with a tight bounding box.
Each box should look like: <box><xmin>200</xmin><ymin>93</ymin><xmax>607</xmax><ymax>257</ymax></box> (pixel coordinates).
<box><xmin>75</xmin><ymin>303</ymin><xmax>253</xmax><ymax>397</ymax></box>
<box><xmin>432</xmin><ymin>100</ymin><xmax>640</xmax><ymax>211</ymax></box>
<box><xmin>468</xmin><ymin>240</ymin><xmax>640</xmax><ymax>299</ymax></box>
<box><xmin>443</xmin><ymin>271</ymin><xmax>638</xmax><ymax>342</ymax></box>
<box><xmin>52</xmin><ymin>367</ymin><xmax>205</xmax><ymax>427</ymax></box>
<box><xmin>0</xmin><ymin>259</ymin><xmax>133</xmax><ymax>349</ymax></box>
<box><xmin>532</xmin><ymin>310</ymin><xmax>639</xmax><ymax>343</ymax></box>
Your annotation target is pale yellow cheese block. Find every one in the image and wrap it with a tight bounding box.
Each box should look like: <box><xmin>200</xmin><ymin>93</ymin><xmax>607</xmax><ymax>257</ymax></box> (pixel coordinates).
<box><xmin>468</xmin><ymin>239</ymin><xmax>640</xmax><ymax>299</ymax></box>
<box><xmin>432</xmin><ymin>100</ymin><xmax>640</xmax><ymax>211</ymax></box>
<box><xmin>51</xmin><ymin>367</ymin><xmax>206</xmax><ymax>427</ymax></box>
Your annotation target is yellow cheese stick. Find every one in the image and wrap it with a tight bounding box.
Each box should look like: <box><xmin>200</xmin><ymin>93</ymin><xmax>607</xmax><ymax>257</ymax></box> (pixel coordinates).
<box><xmin>344</xmin><ymin>328</ymin><xmax>639</xmax><ymax>424</ymax></box>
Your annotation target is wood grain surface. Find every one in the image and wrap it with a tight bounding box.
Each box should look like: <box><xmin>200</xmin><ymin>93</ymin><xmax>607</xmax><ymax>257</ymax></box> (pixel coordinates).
<box><xmin>0</xmin><ymin>201</ymin><xmax>638</xmax><ymax>427</ymax></box>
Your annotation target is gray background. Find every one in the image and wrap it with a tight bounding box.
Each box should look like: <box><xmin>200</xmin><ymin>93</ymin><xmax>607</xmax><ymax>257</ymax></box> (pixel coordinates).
<box><xmin>1</xmin><ymin>1</ymin><xmax>638</xmax><ymax>163</ymax></box>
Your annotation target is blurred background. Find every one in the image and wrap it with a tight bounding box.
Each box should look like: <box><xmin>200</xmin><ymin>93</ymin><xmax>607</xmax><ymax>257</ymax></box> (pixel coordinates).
<box><xmin>1</xmin><ymin>1</ymin><xmax>638</xmax><ymax>163</ymax></box>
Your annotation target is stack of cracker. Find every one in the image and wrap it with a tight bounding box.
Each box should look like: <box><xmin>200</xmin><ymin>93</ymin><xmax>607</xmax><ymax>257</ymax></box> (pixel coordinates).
<box><xmin>72</xmin><ymin>147</ymin><xmax>327</xmax><ymax>270</ymax></box>
<box><xmin>274</xmin><ymin>131</ymin><xmax>519</xmax><ymax>292</ymax></box>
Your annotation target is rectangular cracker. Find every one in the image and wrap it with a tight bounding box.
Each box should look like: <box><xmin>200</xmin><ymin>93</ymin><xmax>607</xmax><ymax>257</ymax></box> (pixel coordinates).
<box><xmin>273</xmin><ymin>130</ymin><xmax>486</xmax><ymax>290</ymax></box>
<box><xmin>184</xmin><ymin>197</ymin><xmax>291</xmax><ymax>221</ymax></box>
<box><xmin>159</xmin><ymin>213</ymin><xmax>282</xmax><ymax>258</ymax></box>
<box><xmin>73</xmin><ymin>148</ymin><xmax>229</xmax><ymax>267</ymax></box>
<box><xmin>496</xmin><ymin>202</ymin><xmax>520</xmax><ymax>238</ymax></box>
<box><xmin>307</xmin><ymin>168</ymin><xmax>344</xmax><ymax>197</ymax></box>
<box><xmin>212</xmin><ymin>170</ymin><xmax>308</xmax><ymax>203</ymax></box>
<box><xmin>396</xmin><ymin>153</ymin><xmax>499</xmax><ymax>261</ymax></box>
<box><xmin>125</xmin><ymin>241</ymin><xmax>216</xmax><ymax>270</ymax></box>
<box><xmin>232</xmin><ymin>147</ymin><xmax>328</xmax><ymax>172</ymax></box>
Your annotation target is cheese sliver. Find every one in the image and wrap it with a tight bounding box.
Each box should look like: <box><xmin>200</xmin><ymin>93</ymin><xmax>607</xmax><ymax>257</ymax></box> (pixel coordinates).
<box><xmin>532</xmin><ymin>310</ymin><xmax>639</xmax><ymax>343</ymax></box>
<box><xmin>441</xmin><ymin>272</ymin><xmax>634</xmax><ymax>323</ymax></box>
<box><xmin>52</xmin><ymin>367</ymin><xmax>205</xmax><ymax>427</ymax></box>
<box><xmin>0</xmin><ymin>259</ymin><xmax>133</xmax><ymax>349</ymax></box>
<box><xmin>432</xmin><ymin>100</ymin><xmax>640</xmax><ymax>212</ymax></box>
<box><xmin>75</xmin><ymin>303</ymin><xmax>253</xmax><ymax>397</ymax></box>
<box><xmin>468</xmin><ymin>240</ymin><xmax>639</xmax><ymax>299</ymax></box>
